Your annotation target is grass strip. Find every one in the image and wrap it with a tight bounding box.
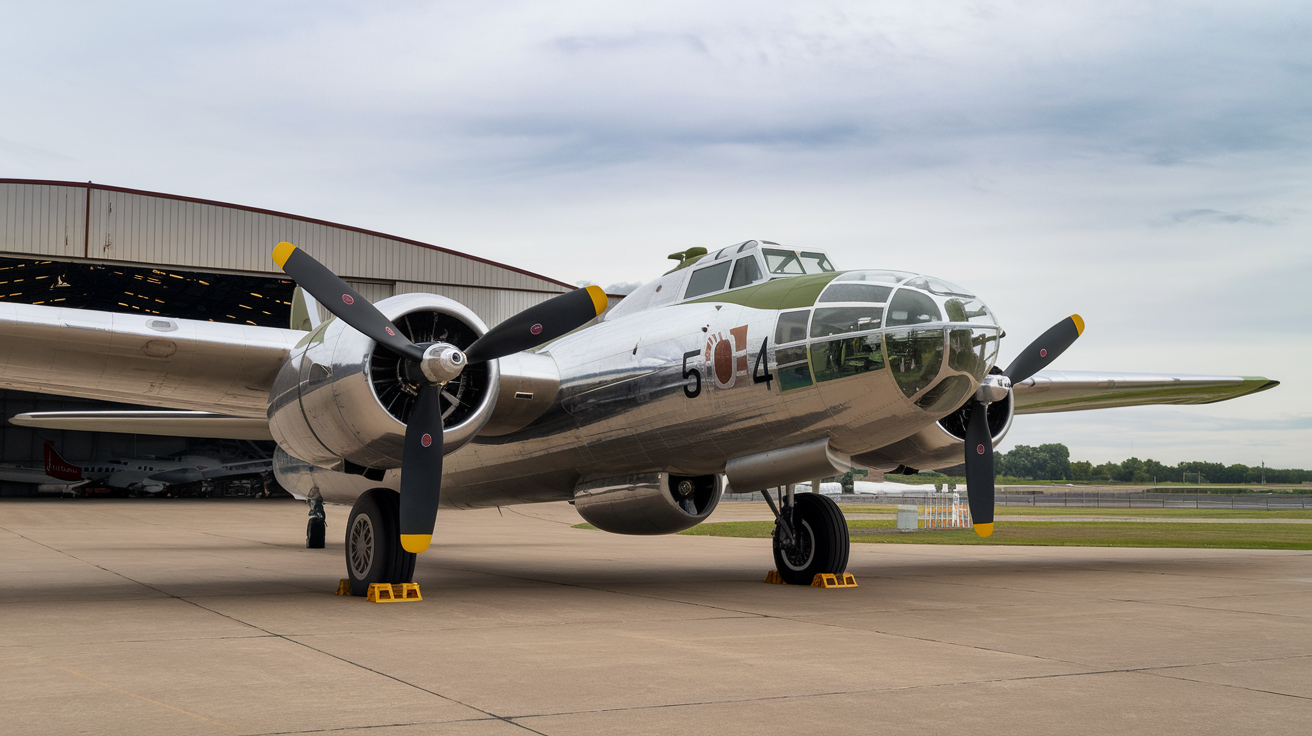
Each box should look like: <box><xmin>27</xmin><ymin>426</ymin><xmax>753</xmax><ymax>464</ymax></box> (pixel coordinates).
<box><xmin>666</xmin><ymin>520</ymin><xmax>1312</xmax><ymax>550</ymax></box>
<box><xmin>836</xmin><ymin>505</ymin><xmax>1312</xmax><ymax>519</ymax></box>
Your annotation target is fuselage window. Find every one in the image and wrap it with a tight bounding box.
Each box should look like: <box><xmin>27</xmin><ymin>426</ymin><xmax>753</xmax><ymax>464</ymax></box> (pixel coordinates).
<box><xmin>774</xmin><ymin>345</ymin><xmax>813</xmax><ymax>391</ymax></box>
<box><xmin>774</xmin><ymin>310</ymin><xmax>810</xmax><ymax>344</ymax></box>
<box><xmin>762</xmin><ymin>248</ymin><xmax>805</xmax><ymax>275</ymax></box>
<box><xmin>729</xmin><ymin>256</ymin><xmax>763</xmax><ymax>289</ymax></box>
<box><xmin>810</xmin><ymin>334</ymin><xmax>885</xmax><ymax>383</ymax></box>
<box><xmin>800</xmin><ymin>252</ymin><xmax>835</xmax><ymax>273</ymax></box>
<box><xmin>885</xmin><ymin>289</ymin><xmax>941</xmax><ymax>326</ymax></box>
<box><xmin>819</xmin><ymin>283</ymin><xmax>892</xmax><ymax>303</ymax></box>
<box><xmin>886</xmin><ymin>328</ymin><xmax>946</xmax><ymax>399</ymax></box>
<box><xmin>683</xmin><ymin>261</ymin><xmax>733</xmax><ymax>299</ymax></box>
<box><xmin>810</xmin><ymin>307</ymin><xmax>884</xmax><ymax>338</ymax></box>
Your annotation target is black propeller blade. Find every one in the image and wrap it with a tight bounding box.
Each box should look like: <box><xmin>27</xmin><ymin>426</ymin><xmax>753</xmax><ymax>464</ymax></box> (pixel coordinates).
<box><xmin>273</xmin><ymin>242</ymin><xmax>424</xmax><ymax>362</ymax></box>
<box><xmin>464</xmin><ymin>286</ymin><xmax>608</xmax><ymax>363</ymax></box>
<box><xmin>963</xmin><ymin>399</ymin><xmax>996</xmax><ymax>537</ymax></box>
<box><xmin>1003</xmin><ymin>315</ymin><xmax>1084</xmax><ymax>384</ymax></box>
<box><xmin>398</xmin><ymin>385</ymin><xmax>444</xmax><ymax>553</ymax></box>
<box><xmin>272</xmin><ymin>242</ymin><xmax>608</xmax><ymax>554</ymax></box>
<box><xmin>964</xmin><ymin>314</ymin><xmax>1085</xmax><ymax>538</ymax></box>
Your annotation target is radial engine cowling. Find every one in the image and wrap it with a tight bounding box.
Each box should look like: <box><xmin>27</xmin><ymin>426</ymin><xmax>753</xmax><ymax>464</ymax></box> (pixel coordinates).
<box><xmin>574</xmin><ymin>473</ymin><xmax>721</xmax><ymax>535</ymax></box>
<box><xmin>267</xmin><ymin>293</ymin><xmax>500</xmax><ymax>470</ymax></box>
<box><xmin>854</xmin><ymin>389</ymin><xmax>1014</xmax><ymax>472</ymax></box>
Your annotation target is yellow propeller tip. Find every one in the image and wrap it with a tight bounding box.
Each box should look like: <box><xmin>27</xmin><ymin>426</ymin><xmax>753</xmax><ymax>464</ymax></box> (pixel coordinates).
<box><xmin>1070</xmin><ymin>314</ymin><xmax>1085</xmax><ymax>335</ymax></box>
<box><xmin>585</xmin><ymin>285</ymin><xmax>608</xmax><ymax>316</ymax></box>
<box><xmin>400</xmin><ymin>534</ymin><xmax>431</xmax><ymax>553</ymax></box>
<box><xmin>272</xmin><ymin>242</ymin><xmax>297</xmax><ymax>269</ymax></box>
<box><xmin>974</xmin><ymin>522</ymin><xmax>994</xmax><ymax>538</ymax></box>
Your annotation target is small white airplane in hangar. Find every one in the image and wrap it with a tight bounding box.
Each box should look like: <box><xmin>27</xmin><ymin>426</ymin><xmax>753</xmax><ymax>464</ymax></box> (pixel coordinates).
<box><xmin>0</xmin><ymin>441</ymin><xmax>273</xmax><ymax>496</ymax></box>
<box><xmin>0</xmin><ymin>239</ymin><xmax>1276</xmax><ymax>593</ymax></box>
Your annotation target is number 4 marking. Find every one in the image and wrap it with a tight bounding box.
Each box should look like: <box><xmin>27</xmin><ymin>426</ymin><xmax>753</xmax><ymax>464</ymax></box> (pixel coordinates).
<box><xmin>752</xmin><ymin>338</ymin><xmax>773</xmax><ymax>390</ymax></box>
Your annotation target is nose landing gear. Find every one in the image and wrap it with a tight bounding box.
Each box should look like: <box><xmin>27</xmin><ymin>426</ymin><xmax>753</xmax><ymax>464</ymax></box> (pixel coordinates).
<box><xmin>764</xmin><ymin>487</ymin><xmax>850</xmax><ymax>586</ymax></box>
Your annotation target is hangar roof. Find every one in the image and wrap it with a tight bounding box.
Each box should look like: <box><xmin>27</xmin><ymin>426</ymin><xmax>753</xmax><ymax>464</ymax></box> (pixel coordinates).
<box><xmin>0</xmin><ymin>179</ymin><xmax>576</xmax><ymax>328</ymax></box>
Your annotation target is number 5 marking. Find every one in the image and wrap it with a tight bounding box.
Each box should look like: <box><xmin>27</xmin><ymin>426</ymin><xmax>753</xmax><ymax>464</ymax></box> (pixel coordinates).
<box><xmin>682</xmin><ymin>350</ymin><xmax>702</xmax><ymax>398</ymax></box>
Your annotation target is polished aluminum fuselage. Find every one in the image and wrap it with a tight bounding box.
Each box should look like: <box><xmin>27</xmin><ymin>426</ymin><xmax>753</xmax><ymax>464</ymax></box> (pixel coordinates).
<box><xmin>284</xmin><ymin>269</ymin><xmax>1002</xmax><ymax>507</ymax></box>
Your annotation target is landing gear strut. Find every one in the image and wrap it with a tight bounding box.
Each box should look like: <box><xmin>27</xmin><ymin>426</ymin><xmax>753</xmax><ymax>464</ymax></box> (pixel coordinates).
<box><xmin>765</xmin><ymin>487</ymin><xmax>849</xmax><ymax>586</ymax></box>
<box><xmin>344</xmin><ymin>488</ymin><xmax>416</xmax><ymax>597</ymax></box>
<box><xmin>306</xmin><ymin>496</ymin><xmax>326</xmax><ymax>549</ymax></box>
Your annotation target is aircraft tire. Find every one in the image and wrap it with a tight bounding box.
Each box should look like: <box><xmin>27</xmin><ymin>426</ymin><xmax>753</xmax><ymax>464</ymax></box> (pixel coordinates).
<box><xmin>772</xmin><ymin>492</ymin><xmax>849</xmax><ymax>586</ymax></box>
<box><xmin>306</xmin><ymin>517</ymin><xmax>326</xmax><ymax>549</ymax></box>
<box><xmin>345</xmin><ymin>489</ymin><xmax>416</xmax><ymax>597</ymax></box>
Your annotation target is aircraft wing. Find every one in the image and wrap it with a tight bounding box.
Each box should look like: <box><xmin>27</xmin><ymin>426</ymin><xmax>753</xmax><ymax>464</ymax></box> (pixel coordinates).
<box><xmin>10</xmin><ymin>411</ymin><xmax>274</xmax><ymax>440</ymax></box>
<box><xmin>0</xmin><ymin>303</ymin><xmax>302</xmax><ymax>417</ymax></box>
<box><xmin>1012</xmin><ymin>371</ymin><xmax>1278</xmax><ymax>414</ymax></box>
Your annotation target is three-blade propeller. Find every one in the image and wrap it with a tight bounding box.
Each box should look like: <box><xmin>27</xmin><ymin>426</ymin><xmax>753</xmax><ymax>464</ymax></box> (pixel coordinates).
<box><xmin>272</xmin><ymin>242</ymin><xmax>607</xmax><ymax>553</ymax></box>
<box><xmin>963</xmin><ymin>315</ymin><xmax>1084</xmax><ymax>537</ymax></box>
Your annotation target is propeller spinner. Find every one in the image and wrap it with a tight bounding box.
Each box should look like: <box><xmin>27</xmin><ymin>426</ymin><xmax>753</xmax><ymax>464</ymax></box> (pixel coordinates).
<box><xmin>963</xmin><ymin>314</ymin><xmax>1084</xmax><ymax>537</ymax></box>
<box><xmin>272</xmin><ymin>242</ymin><xmax>607</xmax><ymax>553</ymax></box>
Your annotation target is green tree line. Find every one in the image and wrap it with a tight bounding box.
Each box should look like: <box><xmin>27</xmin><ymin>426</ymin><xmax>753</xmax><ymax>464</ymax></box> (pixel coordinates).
<box><xmin>994</xmin><ymin>444</ymin><xmax>1310</xmax><ymax>484</ymax></box>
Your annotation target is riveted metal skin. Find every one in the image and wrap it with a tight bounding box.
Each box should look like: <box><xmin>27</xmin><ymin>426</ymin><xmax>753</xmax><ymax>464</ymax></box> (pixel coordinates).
<box><xmin>267</xmin><ymin>293</ymin><xmax>499</xmax><ymax>470</ymax></box>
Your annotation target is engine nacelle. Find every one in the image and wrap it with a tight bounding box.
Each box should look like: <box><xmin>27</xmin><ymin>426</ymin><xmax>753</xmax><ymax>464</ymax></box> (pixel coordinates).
<box><xmin>267</xmin><ymin>293</ymin><xmax>500</xmax><ymax>470</ymax></box>
<box><xmin>574</xmin><ymin>472</ymin><xmax>721</xmax><ymax>535</ymax></box>
<box><xmin>853</xmin><ymin>390</ymin><xmax>1014</xmax><ymax>472</ymax></box>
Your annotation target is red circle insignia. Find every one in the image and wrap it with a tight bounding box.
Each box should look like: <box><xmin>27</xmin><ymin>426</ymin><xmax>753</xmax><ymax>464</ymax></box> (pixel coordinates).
<box><xmin>342</xmin><ymin>294</ymin><xmax>354</xmax><ymax>305</ymax></box>
<box><xmin>421</xmin><ymin>433</ymin><xmax>432</xmax><ymax>448</ymax></box>
<box><xmin>976</xmin><ymin>444</ymin><xmax>986</xmax><ymax>455</ymax></box>
<box><xmin>385</xmin><ymin>327</ymin><xmax>395</xmax><ymax>336</ymax></box>
<box><xmin>1039</xmin><ymin>348</ymin><xmax>1047</xmax><ymax>357</ymax></box>
<box><xmin>530</xmin><ymin>323</ymin><xmax>543</xmax><ymax>335</ymax></box>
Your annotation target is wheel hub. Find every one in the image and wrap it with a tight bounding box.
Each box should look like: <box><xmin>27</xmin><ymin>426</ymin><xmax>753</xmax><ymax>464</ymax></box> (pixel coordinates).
<box><xmin>778</xmin><ymin>519</ymin><xmax>815</xmax><ymax>570</ymax></box>
<box><xmin>348</xmin><ymin>514</ymin><xmax>375</xmax><ymax>578</ymax></box>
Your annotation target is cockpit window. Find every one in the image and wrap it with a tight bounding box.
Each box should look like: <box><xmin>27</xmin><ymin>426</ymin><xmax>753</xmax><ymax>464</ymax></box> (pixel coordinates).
<box><xmin>810</xmin><ymin>307</ymin><xmax>884</xmax><ymax>338</ymax></box>
<box><xmin>834</xmin><ymin>270</ymin><xmax>915</xmax><ymax>284</ymax></box>
<box><xmin>885</xmin><ymin>289</ymin><xmax>942</xmax><ymax>326</ymax></box>
<box><xmin>762</xmin><ymin>248</ymin><xmax>805</xmax><ymax>275</ymax></box>
<box><xmin>684</xmin><ymin>261</ymin><xmax>732</xmax><ymax>299</ymax></box>
<box><xmin>800</xmin><ymin>252</ymin><xmax>835</xmax><ymax>273</ymax></box>
<box><xmin>819</xmin><ymin>283</ymin><xmax>892</xmax><ymax>303</ymax></box>
<box><xmin>713</xmin><ymin>246</ymin><xmax>733</xmax><ymax>260</ymax></box>
<box><xmin>737</xmin><ymin>240</ymin><xmax>758</xmax><ymax>253</ymax></box>
<box><xmin>774</xmin><ymin>310</ymin><xmax>810</xmax><ymax>344</ymax></box>
<box><xmin>729</xmin><ymin>256</ymin><xmax>763</xmax><ymax>289</ymax></box>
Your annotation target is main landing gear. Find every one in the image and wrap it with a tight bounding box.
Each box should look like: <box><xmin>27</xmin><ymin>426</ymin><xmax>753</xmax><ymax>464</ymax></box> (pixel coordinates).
<box><xmin>306</xmin><ymin>497</ymin><xmax>326</xmax><ymax>549</ymax></box>
<box><xmin>344</xmin><ymin>488</ymin><xmax>416</xmax><ymax>597</ymax></box>
<box><xmin>763</xmin><ymin>487</ymin><xmax>850</xmax><ymax>586</ymax></box>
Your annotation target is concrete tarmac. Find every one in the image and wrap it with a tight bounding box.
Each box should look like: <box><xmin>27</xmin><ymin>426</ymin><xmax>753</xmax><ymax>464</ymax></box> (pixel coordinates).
<box><xmin>1</xmin><ymin>498</ymin><xmax>1309</xmax><ymax>735</ymax></box>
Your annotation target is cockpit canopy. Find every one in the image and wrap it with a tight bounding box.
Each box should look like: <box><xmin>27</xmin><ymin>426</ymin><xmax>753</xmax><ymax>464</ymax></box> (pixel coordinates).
<box><xmin>682</xmin><ymin>240</ymin><xmax>836</xmax><ymax>300</ymax></box>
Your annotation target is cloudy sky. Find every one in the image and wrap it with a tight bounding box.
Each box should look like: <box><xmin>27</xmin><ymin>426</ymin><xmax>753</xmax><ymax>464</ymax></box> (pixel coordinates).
<box><xmin>2</xmin><ymin>1</ymin><xmax>1309</xmax><ymax>468</ymax></box>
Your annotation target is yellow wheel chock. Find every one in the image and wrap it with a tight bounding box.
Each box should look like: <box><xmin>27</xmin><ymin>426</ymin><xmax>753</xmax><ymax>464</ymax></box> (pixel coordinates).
<box><xmin>335</xmin><ymin>579</ymin><xmax>423</xmax><ymax>602</ymax></box>
<box><xmin>764</xmin><ymin>571</ymin><xmax>858</xmax><ymax>588</ymax></box>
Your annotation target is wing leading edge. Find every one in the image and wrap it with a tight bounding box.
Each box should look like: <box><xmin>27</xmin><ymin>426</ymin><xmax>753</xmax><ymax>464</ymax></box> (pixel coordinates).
<box><xmin>1013</xmin><ymin>370</ymin><xmax>1278</xmax><ymax>414</ymax></box>
<box><xmin>0</xmin><ymin>302</ymin><xmax>302</xmax><ymax>417</ymax></box>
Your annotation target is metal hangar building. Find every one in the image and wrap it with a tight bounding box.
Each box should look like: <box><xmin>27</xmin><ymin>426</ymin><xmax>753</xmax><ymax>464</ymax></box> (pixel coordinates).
<box><xmin>0</xmin><ymin>178</ymin><xmax>578</xmax><ymax>494</ymax></box>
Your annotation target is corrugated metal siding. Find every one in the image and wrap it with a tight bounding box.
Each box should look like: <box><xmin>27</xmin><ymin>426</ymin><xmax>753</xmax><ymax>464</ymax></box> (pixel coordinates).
<box><xmin>1</xmin><ymin>182</ymin><xmax>572</xmax><ymax>303</ymax></box>
<box><xmin>0</xmin><ymin>182</ymin><xmax>87</xmax><ymax>260</ymax></box>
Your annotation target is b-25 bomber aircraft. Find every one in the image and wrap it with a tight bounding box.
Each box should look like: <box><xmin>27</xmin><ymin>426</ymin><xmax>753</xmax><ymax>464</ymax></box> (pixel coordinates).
<box><xmin>0</xmin><ymin>239</ymin><xmax>1276</xmax><ymax>593</ymax></box>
